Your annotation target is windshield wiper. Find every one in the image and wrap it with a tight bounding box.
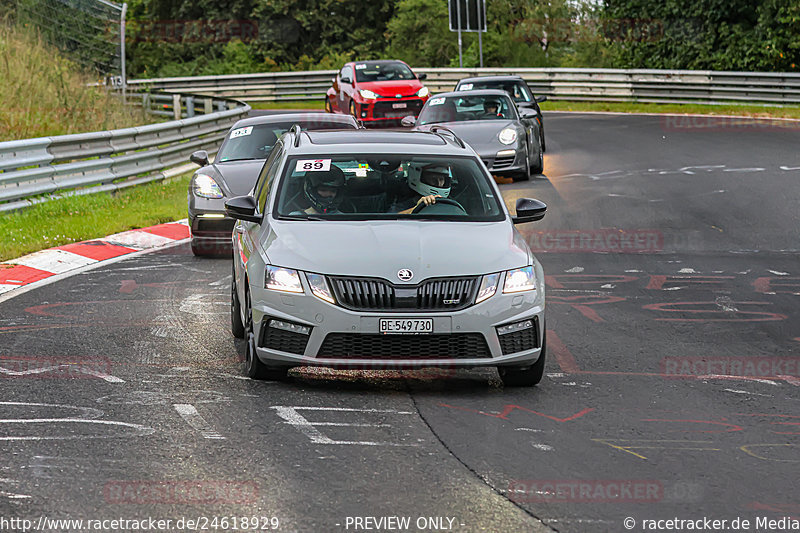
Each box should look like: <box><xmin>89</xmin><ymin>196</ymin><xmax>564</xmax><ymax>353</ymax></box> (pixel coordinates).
<box><xmin>219</xmin><ymin>157</ymin><xmax>261</xmax><ymax>162</ymax></box>
<box><xmin>280</xmin><ymin>215</ymin><xmax>324</xmax><ymax>221</ymax></box>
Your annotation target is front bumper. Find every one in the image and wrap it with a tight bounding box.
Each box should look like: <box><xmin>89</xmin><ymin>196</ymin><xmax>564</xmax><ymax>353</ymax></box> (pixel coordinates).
<box><xmin>480</xmin><ymin>148</ymin><xmax>528</xmax><ymax>176</ymax></box>
<box><xmin>188</xmin><ymin>195</ymin><xmax>235</xmax><ymax>250</ymax></box>
<box><xmin>356</xmin><ymin>97</ymin><xmax>425</xmax><ymax>122</ymax></box>
<box><xmin>250</xmin><ymin>273</ymin><xmax>545</xmax><ymax>369</ymax></box>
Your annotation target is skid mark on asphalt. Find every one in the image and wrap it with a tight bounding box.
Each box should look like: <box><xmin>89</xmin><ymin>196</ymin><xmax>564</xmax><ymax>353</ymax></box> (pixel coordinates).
<box><xmin>271</xmin><ymin>406</ymin><xmax>421</xmax><ymax>446</ymax></box>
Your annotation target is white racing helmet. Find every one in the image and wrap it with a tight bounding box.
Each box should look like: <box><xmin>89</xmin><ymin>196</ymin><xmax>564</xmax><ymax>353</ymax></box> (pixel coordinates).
<box><xmin>407</xmin><ymin>163</ymin><xmax>452</xmax><ymax>198</ymax></box>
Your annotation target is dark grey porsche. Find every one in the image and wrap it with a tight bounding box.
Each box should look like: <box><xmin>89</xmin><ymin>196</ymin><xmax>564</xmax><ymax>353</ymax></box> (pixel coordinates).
<box><xmin>402</xmin><ymin>90</ymin><xmax>543</xmax><ymax>182</ymax></box>
<box><xmin>188</xmin><ymin>113</ymin><xmax>359</xmax><ymax>255</ymax></box>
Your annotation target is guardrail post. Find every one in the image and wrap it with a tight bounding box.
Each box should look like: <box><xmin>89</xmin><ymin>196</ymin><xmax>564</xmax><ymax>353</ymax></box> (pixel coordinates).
<box><xmin>172</xmin><ymin>94</ymin><xmax>182</xmax><ymax>120</ymax></box>
<box><xmin>204</xmin><ymin>98</ymin><xmax>213</xmax><ymax>115</ymax></box>
<box><xmin>186</xmin><ymin>96</ymin><xmax>195</xmax><ymax>117</ymax></box>
<box><xmin>217</xmin><ymin>100</ymin><xmax>226</xmax><ymax>112</ymax></box>
<box><xmin>142</xmin><ymin>93</ymin><xmax>150</xmax><ymax>113</ymax></box>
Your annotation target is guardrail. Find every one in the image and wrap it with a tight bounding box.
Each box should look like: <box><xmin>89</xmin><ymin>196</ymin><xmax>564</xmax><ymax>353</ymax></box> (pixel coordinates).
<box><xmin>130</xmin><ymin>68</ymin><xmax>800</xmax><ymax>106</ymax></box>
<box><xmin>0</xmin><ymin>92</ymin><xmax>250</xmax><ymax>212</ymax></box>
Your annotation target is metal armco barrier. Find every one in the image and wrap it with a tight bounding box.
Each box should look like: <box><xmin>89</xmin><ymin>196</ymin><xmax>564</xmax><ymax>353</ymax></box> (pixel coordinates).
<box><xmin>130</xmin><ymin>68</ymin><xmax>800</xmax><ymax>106</ymax></box>
<box><xmin>0</xmin><ymin>93</ymin><xmax>250</xmax><ymax>212</ymax></box>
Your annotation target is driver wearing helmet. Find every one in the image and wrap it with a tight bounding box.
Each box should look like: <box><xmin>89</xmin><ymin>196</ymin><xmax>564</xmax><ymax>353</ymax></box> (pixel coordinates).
<box><xmin>389</xmin><ymin>163</ymin><xmax>452</xmax><ymax>214</ymax></box>
<box><xmin>292</xmin><ymin>166</ymin><xmax>348</xmax><ymax>215</ymax></box>
<box><xmin>482</xmin><ymin>98</ymin><xmax>502</xmax><ymax>118</ymax></box>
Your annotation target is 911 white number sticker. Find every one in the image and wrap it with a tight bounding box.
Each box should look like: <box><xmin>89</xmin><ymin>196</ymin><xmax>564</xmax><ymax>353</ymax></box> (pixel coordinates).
<box><xmin>230</xmin><ymin>126</ymin><xmax>253</xmax><ymax>138</ymax></box>
<box><xmin>295</xmin><ymin>159</ymin><xmax>332</xmax><ymax>172</ymax></box>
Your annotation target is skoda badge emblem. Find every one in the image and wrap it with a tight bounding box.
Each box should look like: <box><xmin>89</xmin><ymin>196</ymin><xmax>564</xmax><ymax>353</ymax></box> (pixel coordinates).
<box><xmin>397</xmin><ymin>269</ymin><xmax>413</xmax><ymax>281</ymax></box>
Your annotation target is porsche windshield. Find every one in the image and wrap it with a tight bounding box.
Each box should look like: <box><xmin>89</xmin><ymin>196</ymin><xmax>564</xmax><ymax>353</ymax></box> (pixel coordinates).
<box><xmin>418</xmin><ymin>95</ymin><xmax>517</xmax><ymax>125</ymax></box>
<box><xmin>218</xmin><ymin>121</ymin><xmax>352</xmax><ymax>162</ymax></box>
<box><xmin>274</xmin><ymin>155</ymin><xmax>504</xmax><ymax>221</ymax></box>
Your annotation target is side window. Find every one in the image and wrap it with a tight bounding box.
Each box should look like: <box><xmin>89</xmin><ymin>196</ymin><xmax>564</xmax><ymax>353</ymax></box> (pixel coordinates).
<box><xmin>344</xmin><ymin>66</ymin><xmax>354</xmax><ymax>80</ymax></box>
<box><xmin>256</xmin><ymin>142</ymin><xmax>283</xmax><ymax>213</ymax></box>
<box><xmin>339</xmin><ymin>67</ymin><xmax>347</xmax><ymax>80</ymax></box>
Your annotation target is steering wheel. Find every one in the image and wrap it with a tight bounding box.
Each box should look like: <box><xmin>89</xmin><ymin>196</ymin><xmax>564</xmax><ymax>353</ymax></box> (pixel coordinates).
<box><xmin>411</xmin><ymin>197</ymin><xmax>467</xmax><ymax>215</ymax></box>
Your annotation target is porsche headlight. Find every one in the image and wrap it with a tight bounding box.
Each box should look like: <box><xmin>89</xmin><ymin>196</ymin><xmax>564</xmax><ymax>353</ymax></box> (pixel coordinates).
<box><xmin>193</xmin><ymin>174</ymin><xmax>223</xmax><ymax>199</ymax></box>
<box><xmin>499</xmin><ymin>128</ymin><xmax>518</xmax><ymax>145</ymax></box>
<box><xmin>503</xmin><ymin>266</ymin><xmax>536</xmax><ymax>293</ymax></box>
<box><xmin>306</xmin><ymin>273</ymin><xmax>335</xmax><ymax>304</ymax></box>
<box><xmin>417</xmin><ymin>87</ymin><xmax>429</xmax><ymax>98</ymax></box>
<box><xmin>265</xmin><ymin>266</ymin><xmax>303</xmax><ymax>293</ymax></box>
<box><xmin>475</xmin><ymin>273</ymin><xmax>500</xmax><ymax>303</ymax></box>
<box><xmin>359</xmin><ymin>89</ymin><xmax>379</xmax><ymax>99</ymax></box>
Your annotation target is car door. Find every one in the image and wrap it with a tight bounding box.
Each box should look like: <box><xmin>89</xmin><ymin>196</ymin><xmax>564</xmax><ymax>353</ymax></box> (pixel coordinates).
<box><xmin>234</xmin><ymin>141</ymin><xmax>284</xmax><ymax>306</ymax></box>
<box><xmin>339</xmin><ymin>65</ymin><xmax>354</xmax><ymax>112</ymax></box>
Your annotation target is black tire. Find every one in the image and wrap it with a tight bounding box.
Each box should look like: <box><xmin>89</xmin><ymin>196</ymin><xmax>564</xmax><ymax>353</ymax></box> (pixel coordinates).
<box><xmin>531</xmin><ymin>146</ymin><xmax>544</xmax><ymax>175</ymax></box>
<box><xmin>243</xmin><ymin>287</ymin><xmax>289</xmax><ymax>381</ymax></box>
<box><xmin>231</xmin><ymin>271</ymin><xmax>245</xmax><ymax>339</ymax></box>
<box><xmin>499</xmin><ymin>330</ymin><xmax>547</xmax><ymax>387</ymax></box>
<box><xmin>191</xmin><ymin>240</ymin><xmax>205</xmax><ymax>256</ymax></box>
<box><xmin>350</xmin><ymin>100</ymin><xmax>358</xmax><ymax>119</ymax></box>
<box><xmin>541</xmin><ymin>134</ymin><xmax>546</xmax><ymax>153</ymax></box>
<box><xmin>512</xmin><ymin>148</ymin><xmax>532</xmax><ymax>182</ymax></box>
<box><xmin>324</xmin><ymin>97</ymin><xmax>332</xmax><ymax>113</ymax></box>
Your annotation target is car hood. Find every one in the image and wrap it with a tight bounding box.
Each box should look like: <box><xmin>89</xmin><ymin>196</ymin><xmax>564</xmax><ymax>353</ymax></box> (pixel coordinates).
<box><xmin>418</xmin><ymin>120</ymin><xmax>519</xmax><ymax>153</ymax></box>
<box><xmin>357</xmin><ymin>80</ymin><xmax>423</xmax><ymax>97</ymax></box>
<box><xmin>262</xmin><ymin>220</ymin><xmax>530</xmax><ymax>279</ymax></box>
<box><xmin>211</xmin><ymin>160</ymin><xmax>265</xmax><ymax>196</ymax></box>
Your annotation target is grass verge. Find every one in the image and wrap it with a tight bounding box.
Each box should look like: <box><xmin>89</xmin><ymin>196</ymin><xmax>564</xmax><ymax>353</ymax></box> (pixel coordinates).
<box><xmin>250</xmin><ymin>98</ymin><xmax>800</xmax><ymax>119</ymax></box>
<box><xmin>0</xmin><ymin>24</ymin><xmax>152</xmax><ymax>141</ymax></box>
<box><xmin>0</xmin><ymin>175</ymin><xmax>191</xmax><ymax>262</ymax></box>
<box><xmin>540</xmin><ymin>100</ymin><xmax>800</xmax><ymax>119</ymax></box>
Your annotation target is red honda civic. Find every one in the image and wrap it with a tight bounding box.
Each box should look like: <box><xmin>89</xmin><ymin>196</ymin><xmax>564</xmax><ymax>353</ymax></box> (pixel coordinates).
<box><xmin>325</xmin><ymin>60</ymin><xmax>430</xmax><ymax>125</ymax></box>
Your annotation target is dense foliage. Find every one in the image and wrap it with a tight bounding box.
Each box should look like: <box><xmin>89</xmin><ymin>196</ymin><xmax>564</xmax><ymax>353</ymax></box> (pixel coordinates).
<box><xmin>120</xmin><ymin>0</ymin><xmax>800</xmax><ymax>77</ymax></box>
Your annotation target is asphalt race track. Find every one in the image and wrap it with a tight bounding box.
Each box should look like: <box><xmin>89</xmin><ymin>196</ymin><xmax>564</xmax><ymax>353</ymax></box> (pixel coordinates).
<box><xmin>1</xmin><ymin>112</ymin><xmax>799</xmax><ymax>532</ymax></box>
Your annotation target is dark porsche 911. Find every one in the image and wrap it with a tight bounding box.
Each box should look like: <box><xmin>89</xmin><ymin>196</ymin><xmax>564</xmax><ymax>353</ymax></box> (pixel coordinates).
<box><xmin>403</xmin><ymin>90</ymin><xmax>543</xmax><ymax>182</ymax></box>
<box><xmin>188</xmin><ymin>113</ymin><xmax>359</xmax><ymax>255</ymax></box>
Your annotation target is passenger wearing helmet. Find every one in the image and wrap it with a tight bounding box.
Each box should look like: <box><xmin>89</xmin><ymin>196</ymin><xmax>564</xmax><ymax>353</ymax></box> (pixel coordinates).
<box><xmin>291</xmin><ymin>166</ymin><xmax>348</xmax><ymax>215</ymax></box>
<box><xmin>481</xmin><ymin>98</ymin><xmax>503</xmax><ymax>118</ymax></box>
<box><xmin>389</xmin><ymin>163</ymin><xmax>452</xmax><ymax>214</ymax></box>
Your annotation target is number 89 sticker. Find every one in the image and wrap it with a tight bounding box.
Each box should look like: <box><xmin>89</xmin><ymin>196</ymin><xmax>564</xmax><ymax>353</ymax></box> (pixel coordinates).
<box><xmin>295</xmin><ymin>159</ymin><xmax>332</xmax><ymax>172</ymax></box>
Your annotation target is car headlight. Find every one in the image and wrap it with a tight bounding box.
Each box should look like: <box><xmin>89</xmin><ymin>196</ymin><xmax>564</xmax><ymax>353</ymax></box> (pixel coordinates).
<box><xmin>499</xmin><ymin>128</ymin><xmax>518</xmax><ymax>145</ymax></box>
<box><xmin>417</xmin><ymin>87</ymin><xmax>429</xmax><ymax>98</ymax></box>
<box><xmin>265</xmin><ymin>266</ymin><xmax>303</xmax><ymax>293</ymax></box>
<box><xmin>503</xmin><ymin>266</ymin><xmax>536</xmax><ymax>293</ymax></box>
<box><xmin>193</xmin><ymin>174</ymin><xmax>223</xmax><ymax>199</ymax></box>
<box><xmin>475</xmin><ymin>273</ymin><xmax>500</xmax><ymax>303</ymax></box>
<box><xmin>306</xmin><ymin>273</ymin><xmax>335</xmax><ymax>304</ymax></box>
<box><xmin>359</xmin><ymin>89</ymin><xmax>379</xmax><ymax>100</ymax></box>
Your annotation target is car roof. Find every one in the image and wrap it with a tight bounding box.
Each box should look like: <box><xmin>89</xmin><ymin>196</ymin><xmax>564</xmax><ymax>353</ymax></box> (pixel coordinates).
<box><xmin>349</xmin><ymin>59</ymin><xmax>409</xmax><ymax>65</ymax></box>
<box><xmin>285</xmin><ymin>130</ymin><xmax>471</xmax><ymax>157</ymax></box>
<box><xmin>431</xmin><ymin>89</ymin><xmax>515</xmax><ymax>99</ymax></box>
<box><xmin>230</xmin><ymin>113</ymin><xmax>358</xmax><ymax>129</ymax></box>
<box><xmin>457</xmin><ymin>75</ymin><xmax>526</xmax><ymax>84</ymax></box>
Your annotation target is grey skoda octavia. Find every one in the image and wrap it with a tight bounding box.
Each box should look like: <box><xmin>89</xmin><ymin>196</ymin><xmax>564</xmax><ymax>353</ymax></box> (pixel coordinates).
<box><xmin>226</xmin><ymin>129</ymin><xmax>548</xmax><ymax>386</ymax></box>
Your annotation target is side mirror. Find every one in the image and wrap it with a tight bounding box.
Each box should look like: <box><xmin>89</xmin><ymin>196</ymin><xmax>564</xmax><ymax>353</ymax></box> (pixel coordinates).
<box><xmin>340</xmin><ymin>76</ymin><xmax>352</xmax><ymax>85</ymax></box>
<box><xmin>521</xmin><ymin>111</ymin><xmax>537</xmax><ymax>119</ymax></box>
<box><xmin>190</xmin><ymin>150</ymin><xmax>209</xmax><ymax>167</ymax></box>
<box><xmin>400</xmin><ymin>115</ymin><xmax>417</xmax><ymax>127</ymax></box>
<box><xmin>512</xmin><ymin>198</ymin><xmax>546</xmax><ymax>224</ymax></box>
<box><xmin>225</xmin><ymin>195</ymin><xmax>263</xmax><ymax>223</ymax></box>
<box><xmin>534</xmin><ymin>95</ymin><xmax>548</xmax><ymax>103</ymax></box>
<box><xmin>417</xmin><ymin>73</ymin><xmax>428</xmax><ymax>81</ymax></box>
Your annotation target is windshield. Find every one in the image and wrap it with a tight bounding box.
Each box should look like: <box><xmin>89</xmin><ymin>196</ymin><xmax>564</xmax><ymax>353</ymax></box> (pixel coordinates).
<box><xmin>458</xmin><ymin>81</ymin><xmax>533</xmax><ymax>103</ymax></box>
<box><xmin>274</xmin><ymin>155</ymin><xmax>504</xmax><ymax>222</ymax></box>
<box><xmin>355</xmin><ymin>62</ymin><xmax>416</xmax><ymax>83</ymax></box>
<box><xmin>217</xmin><ymin>121</ymin><xmax>354</xmax><ymax>162</ymax></box>
<box><xmin>417</xmin><ymin>95</ymin><xmax>517</xmax><ymax>125</ymax></box>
